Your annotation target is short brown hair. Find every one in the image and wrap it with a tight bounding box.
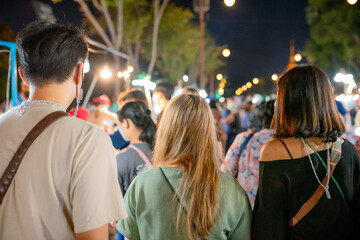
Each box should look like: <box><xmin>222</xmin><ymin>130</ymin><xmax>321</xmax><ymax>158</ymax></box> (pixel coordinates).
<box><xmin>272</xmin><ymin>65</ymin><xmax>345</xmax><ymax>142</ymax></box>
<box><xmin>117</xmin><ymin>89</ymin><xmax>149</xmax><ymax>108</ymax></box>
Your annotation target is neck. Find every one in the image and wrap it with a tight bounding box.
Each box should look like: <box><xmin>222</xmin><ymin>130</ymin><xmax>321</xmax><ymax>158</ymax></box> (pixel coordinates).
<box><xmin>28</xmin><ymin>82</ymin><xmax>74</xmax><ymax>109</ymax></box>
<box><xmin>128</xmin><ymin>129</ymin><xmax>145</xmax><ymax>144</ymax></box>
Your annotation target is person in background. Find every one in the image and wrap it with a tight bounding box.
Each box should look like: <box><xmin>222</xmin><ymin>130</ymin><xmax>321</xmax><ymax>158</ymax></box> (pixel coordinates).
<box><xmin>252</xmin><ymin>65</ymin><xmax>360</xmax><ymax>239</ymax></box>
<box><xmin>221</xmin><ymin>100</ymin><xmax>275</xmax><ymax>207</ymax></box>
<box><xmin>68</xmin><ymin>106</ymin><xmax>89</xmax><ymax>121</ymax></box>
<box><xmin>118</xmin><ymin>89</ymin><xmax>150</xmax><ymax>109</ymax></box>
<box><xmin>152</xmin><ymin>80</ymin><xmax>174</xmax><ymax>123</ymax></box>
<box><xmin>117</xmin><ymin>93</ymin><xmax>251</xmax><ymax>240</ymax></box>
<box><xmin>87</xmin><ymin>94</ymin><xmax>118</xmax><ymax>133</ymax></box>
<box><xmin>241</xmin><ymin>101</ymin><xmax>254</xmax><ymax>130</ymax></box>
<box><xmin>110</xmin><ymin>89</ymin><xmax>149</xmax><ymax>151</ymax></box>
<box><xmin>222</xmin><ymin>97</ymin><xmax>243</xmax><ymax>152</ymax></box>
<box><xmin>16</xmin><ymin>82</ymin><xmax>30</xmax><ymax>103</ymax></box>
<box><xmin>210</xmin><ymin>99</ymin><xmax>227</xmax><ymax>152</ymax></box>
<box><xmin>116</xmin><ymin>101</ymin><xmax>156</xmax><ymax>195</ymax></box>
<box><xmin>0</xmin><ymin>21</ymin><xmax>127</xmax><ymax>239</ymax></box>
<box><xmin>182</xmin><ymin>86</ymin><xmax>199</xmax><ymax>95</ymax></box>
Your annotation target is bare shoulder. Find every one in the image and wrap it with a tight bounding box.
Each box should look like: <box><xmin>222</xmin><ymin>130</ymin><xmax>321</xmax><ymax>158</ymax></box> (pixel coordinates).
<box><xmin>260</xmin><ymin>139</ymin><xmax>293</xmax><ymax>162</ymax></box>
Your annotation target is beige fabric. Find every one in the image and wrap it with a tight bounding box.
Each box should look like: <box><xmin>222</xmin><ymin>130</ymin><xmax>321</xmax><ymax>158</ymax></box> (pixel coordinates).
<box><xmin>0</xmin><ymin>102</ymin><xmax>127</xmax><ymax>240</ymax></box>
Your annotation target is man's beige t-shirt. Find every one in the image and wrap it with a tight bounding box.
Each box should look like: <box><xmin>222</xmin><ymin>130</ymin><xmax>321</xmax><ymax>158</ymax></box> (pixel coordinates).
<box><xmin>0</xmin><ymin>102</ymin><xmax>127</xmax><ymax>239</ymax></box>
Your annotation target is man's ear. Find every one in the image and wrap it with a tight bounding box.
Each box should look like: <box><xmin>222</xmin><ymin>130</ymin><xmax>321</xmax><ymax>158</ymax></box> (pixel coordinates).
<box><xmin>18</xmin><ymin>67</ymin><xmax>29</xmax><ymax>86</ymax></box>
<box><xmin>74</xmin><ymin>62</ymin><xmax>84</xmax><ymax>85</ymax></box>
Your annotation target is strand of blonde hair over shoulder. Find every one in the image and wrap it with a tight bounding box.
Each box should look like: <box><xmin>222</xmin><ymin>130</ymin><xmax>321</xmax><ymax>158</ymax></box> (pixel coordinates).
<box><xmin>153</xmin><ymin>93</ymin><xmax>223</xmax><ymax>240</ymax></box>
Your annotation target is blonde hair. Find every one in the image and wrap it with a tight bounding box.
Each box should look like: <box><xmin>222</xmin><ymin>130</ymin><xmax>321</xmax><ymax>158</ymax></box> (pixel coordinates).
<box><xmin>153</xmin><ymin>93</ymin><xmax>222</xmax><ymax>239</ymax></box>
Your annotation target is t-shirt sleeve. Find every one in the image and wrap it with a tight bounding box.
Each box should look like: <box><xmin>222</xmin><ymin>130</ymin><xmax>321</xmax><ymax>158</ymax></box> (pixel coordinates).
<box><xmin>117</xmin><ymin>179</ymin><xmax>141</xmax><ymax>239</ymax></box>
<box><xmin>70</xmin><ymin>126</ymin><xmax>127</xmax><ymax>233</ymax></box>
<box><xmin>251</xmin><ymin>162</ymin><xmax>289</xmax><ymax>240</ymax></box>
<box><xmin>228</xmin><ymin>185</ymin><xmax>252</xmax><ymax>240</ymax></box>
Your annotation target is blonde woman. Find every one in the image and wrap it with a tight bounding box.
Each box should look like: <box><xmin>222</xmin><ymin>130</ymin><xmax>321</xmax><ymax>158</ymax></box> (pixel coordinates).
<box><xmin>117</xmin><ymin>94</ymin><xmax>251</xmax><ymax>240</ymax></box>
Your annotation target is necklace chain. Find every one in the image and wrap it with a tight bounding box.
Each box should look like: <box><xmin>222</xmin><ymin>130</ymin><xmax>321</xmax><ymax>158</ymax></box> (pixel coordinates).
<box><xmin>16</xmin><ymin>100</ymin><xmax>66</xmax><ymax>117</ymax></box>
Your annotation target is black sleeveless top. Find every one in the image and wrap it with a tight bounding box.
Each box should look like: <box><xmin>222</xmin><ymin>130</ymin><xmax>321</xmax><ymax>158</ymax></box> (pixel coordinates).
<box><xmin>251</xmin><ymin>139</ymin><xmax>360</xmax><ymax>240</ymax></box>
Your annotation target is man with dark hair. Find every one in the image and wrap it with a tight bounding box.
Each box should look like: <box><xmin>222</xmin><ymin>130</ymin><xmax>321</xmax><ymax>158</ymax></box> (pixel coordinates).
<box><xmin>152</xmin><ymin>80</ymin><xmax>174</xmax><ymax>123</ymax></box>
<box><xmin>0</xmin><ymin>21</ymin><xmax>126</xmax><ymax>239</ymax></box>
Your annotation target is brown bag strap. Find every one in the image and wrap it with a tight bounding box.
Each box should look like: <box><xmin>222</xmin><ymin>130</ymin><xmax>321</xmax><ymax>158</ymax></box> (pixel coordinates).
<box><xmin>0</xmin><ymin>111</ymin><xmax>69</xmax><ymax>206</ymax></box>
<box><xmin>289</xmin><ymin>138</ymin><xmax>343</xmax><ymax>227</ymax></box>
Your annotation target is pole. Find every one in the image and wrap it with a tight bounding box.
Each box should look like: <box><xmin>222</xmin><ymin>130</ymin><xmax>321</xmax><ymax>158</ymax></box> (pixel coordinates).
<box><xmin>199</xmin><ymin>0</ymin><xmax>206</xmax><ymax>90</ymax></box>
<box><xmin>83</xmin><ymin>75</ymin><xmax>98</xmax><ymax>109</ymax></box>
<box><xmin>0</xmin><ymin>41</ymin><xmax>18</xmax><ymax>108</ymax></box>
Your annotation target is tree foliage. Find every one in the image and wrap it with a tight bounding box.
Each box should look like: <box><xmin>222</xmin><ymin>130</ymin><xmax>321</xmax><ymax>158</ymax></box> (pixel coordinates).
<box><xmin>55</xmin><ymin>0</ymin><xmax>225</xmax><ymax>87</ymax></box>
<box><xmin>153</xmin><ymin>4</ymin><xmax>199</xmax><ymax>83</ymax></box>
<box><xmin>305</xmin><ymin>0</ymin><xmax>360</xmax><ymax>77</ymax></box>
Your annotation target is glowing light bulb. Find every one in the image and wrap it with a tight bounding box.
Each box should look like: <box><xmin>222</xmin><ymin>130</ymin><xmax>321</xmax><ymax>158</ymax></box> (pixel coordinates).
<box><xmin>100</xmin><ymin>66</ymin><xmax>111</xmax><ymax>79</ymax></box>
<box><xmin>272</xmin><ymin>74</ymin><xmax>278</xmax><ymax>81</ymax></box>
<box><xmin>224</xmin><ymin>0</ymin><xmax>235</xmax><ymax>7</ymax></box>
<box><xmin>222</xmin><ymin>48</ymin><xmax>231</xmax><ymax>57</ymax></box>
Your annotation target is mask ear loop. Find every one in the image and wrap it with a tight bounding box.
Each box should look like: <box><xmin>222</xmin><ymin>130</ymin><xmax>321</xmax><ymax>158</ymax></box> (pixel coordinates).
<box><xmin>74</xmin><ymin>66</ymin><xmax>83</xmax><ymax>118</ymax></box>
<box><xmin>74</xmin><ymin>84</ymin><xmax>80</xmax><ymax>117</ymax></box>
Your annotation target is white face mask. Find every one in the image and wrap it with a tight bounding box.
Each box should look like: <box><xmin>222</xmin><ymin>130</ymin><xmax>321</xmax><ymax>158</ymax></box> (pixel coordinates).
<box><xmin>119</xmin><ymin>121</ymin><xmax>129</xmax><ymax>141</ymax></box>
<box><xmin>153</xmin><ymin>103</ymin><xmax>162</xmax><ymax>114</ymax></box>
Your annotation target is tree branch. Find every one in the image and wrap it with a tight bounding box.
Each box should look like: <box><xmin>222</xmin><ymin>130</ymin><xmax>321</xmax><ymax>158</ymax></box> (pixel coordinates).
<box><xmin>114</xmin><ymin>0</ymin><xmax>123</xmax><ymax>50</ymax></box>
<box><xmin>100</xmin><ymin>0</ymin><xmax>116</xmax><ymax>44</ymax></box>
<box><xmin>147</xmin><ymin>0</ymin><xmax>169</xmax><ymax>75</ymax></box>
<box><xmin>73</xmin><ymin>0</ymin><xmax>114</xmax><ymax>48</ymax></box>
<box><xmin>91</xmin><ymin>0</ymin><xmax>102</xmax><ymax>11</ymax></box>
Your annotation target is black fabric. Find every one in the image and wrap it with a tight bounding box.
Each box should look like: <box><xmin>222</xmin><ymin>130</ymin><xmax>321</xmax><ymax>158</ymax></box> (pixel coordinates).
<box><xmin>252</xmin><ymin>139</ymin><xmax>360</xmax><ymax>240</ymax></box>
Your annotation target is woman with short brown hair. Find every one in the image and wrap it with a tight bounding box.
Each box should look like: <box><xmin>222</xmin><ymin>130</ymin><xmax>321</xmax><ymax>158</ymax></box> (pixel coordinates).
<box><xmin>252</xmin><ymin>65</ymin><xmax>360</xmax><ymax>239</ymax></box>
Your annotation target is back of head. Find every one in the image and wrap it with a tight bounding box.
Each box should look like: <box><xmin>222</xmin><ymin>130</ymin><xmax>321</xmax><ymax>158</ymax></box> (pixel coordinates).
<box><xmin>17</xmin><ymin>21</ymin><xmax>88</xmax><ymax>87</ymax></box>
<box><xmin>118</xmin><ymin>101</ymin><xmax>156</xmax><ymax>147</ymax></box>
<box><xmin>182</xmin><ymin>87</ymin><xmax>199</xmax><ymax>95</ymax></box>
<box><xmin>259</xmin><ymin>100</ymin><xmax>275</xmax><ymax>129</ymax></box>
<box><xmin>154</xmin><ymin>80</ymin><xmax>174</xmax><ymax>100</ymax></box>
<box><xmin>273</xmin><ymin>65</ymin><xmax>345</xmax><ymax>142</ymax></box>
<box><xmin>153</xmin><ymin>93</ymin><xmax>221</xmax><ymax>240</ymax></box>
<box><xmin>118</xmin><ymin>89</ymin><xmax>149</xmax><ymax>108</ymax></box>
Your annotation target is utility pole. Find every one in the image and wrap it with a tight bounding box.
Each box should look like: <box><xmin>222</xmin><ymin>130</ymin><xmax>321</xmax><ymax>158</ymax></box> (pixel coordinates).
<box><xmin>194</xmin><ymin>0</ymin><xmax>210</xmax><ymax>90</ymax></box>
<box><xmin>199</xmin><ymin>0</ymin><xmax>206</xmax><ymax>90</ymax></box>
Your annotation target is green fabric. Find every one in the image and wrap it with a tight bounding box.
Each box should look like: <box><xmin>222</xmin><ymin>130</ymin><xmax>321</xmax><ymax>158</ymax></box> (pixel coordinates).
<box><xmin>117</xmin><ymin>167</ymin><xmax>251</xmax><ymax>240</ymax></box>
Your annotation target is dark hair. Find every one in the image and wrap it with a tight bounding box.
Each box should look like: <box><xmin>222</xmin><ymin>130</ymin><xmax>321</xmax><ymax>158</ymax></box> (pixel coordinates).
<box><xmin>272</xmin><ymin>65</ymin><xmax>345</xmax><ymax>142</ymax></box>
<box><xmin>117</xmin><ymin>89</ymin><xmax>149</xmax><ymax>108</ymax></box>
<box><xmin>244</xmin><ymin>102</ymin><xmax>253</xmax><ymax>112</ymax></box>
<box><xmin>154</xmin><ymin>80</ymin><xmax>174</xmax><ymax>100</ymax></box>
<box><xmin>118</xmin><ymin>101</ymin><xmax>156</xmax><ymax>147</ymax></box>
<box><xmin>16</xmin><ymin>21</ymin><xmax>88</xmax><ymax>87</ymax></box>
<box><xmin>259</xmin><ymin>100</ymin><xmax>275</xmax><ymax>129</ymax></box>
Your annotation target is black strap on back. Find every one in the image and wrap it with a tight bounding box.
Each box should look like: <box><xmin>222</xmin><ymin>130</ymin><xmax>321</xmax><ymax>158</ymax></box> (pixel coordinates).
<box><xmin>278</xmin><ymin>139</ymin><xmax>293</xmax><ymax>160</ymax></box>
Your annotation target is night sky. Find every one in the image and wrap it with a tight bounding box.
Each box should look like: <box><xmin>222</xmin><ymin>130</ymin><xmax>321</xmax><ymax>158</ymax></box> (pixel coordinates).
<box><xmin>0</xmin><ymin>0</ymin><xmax>309</xmax><ymax>96</ymax></box>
